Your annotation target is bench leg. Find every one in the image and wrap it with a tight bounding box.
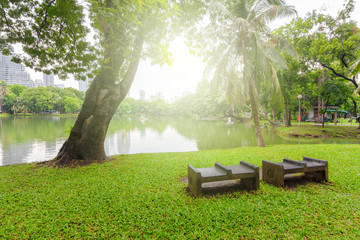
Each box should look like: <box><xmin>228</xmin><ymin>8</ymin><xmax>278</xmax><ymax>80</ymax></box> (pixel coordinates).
<box><xmin>240</xmin><ymin>177</ymin><xmax>259</xmax><ymax>190</ymax></box>
<box><xmin>262</xmin><ymin>160</ymin><xmax>285</xmax><ymax>186</ymax></box>
<box><xmin>305</xmin><ymin>170</ymin><xmax>328</xmax><ymax>182</ymax></box>
<box><xmin>188</xmin><ymin>167</ymin><xmax>202</xmax><ymax>197</ymax></box>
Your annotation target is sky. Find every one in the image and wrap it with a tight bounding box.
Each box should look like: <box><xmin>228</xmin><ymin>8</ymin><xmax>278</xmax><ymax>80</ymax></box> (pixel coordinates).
<box><xmin>26</xmin><ymin>0</ymin><xmax>360</xmax><ymax>101</ymax></box>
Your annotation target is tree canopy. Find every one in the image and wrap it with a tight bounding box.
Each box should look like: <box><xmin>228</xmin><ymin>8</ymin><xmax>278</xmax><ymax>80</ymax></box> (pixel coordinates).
<box><xmin>0</xmin><ymin>0</ymin><xmax>96</xmax><ymax>79</ymax></box>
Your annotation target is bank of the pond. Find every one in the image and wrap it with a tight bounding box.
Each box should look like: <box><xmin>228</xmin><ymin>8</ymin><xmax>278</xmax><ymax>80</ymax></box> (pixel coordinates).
<box><xmin>276</xmin><ymin>124</ymin><xmax>360</xmax><ymax>139</ymax></box>
<box><xmin>1</xmin><ymin>144</ymin><xmax>359</xmax><ymax>239</ymax></box>
<box><xmin>0</xmin><ymin>113</ymin><xmax>78</xmax><ymax>118</ymax></box>
<box><xmin>0</xmin><ymin>113</ymin><xmax>11</xmax><ymax>118</ymax></box>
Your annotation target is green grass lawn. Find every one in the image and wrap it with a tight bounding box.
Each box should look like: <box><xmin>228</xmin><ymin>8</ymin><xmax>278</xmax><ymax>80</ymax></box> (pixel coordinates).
<box><xmin>277</xmin><ymin>124</ymin><xmax>360</xmax><ymax>139</ymax></box>
<box><xmin>1</xmin><ymin>144</ymin><xmax>360</xmax><ymax>239</ymax></box>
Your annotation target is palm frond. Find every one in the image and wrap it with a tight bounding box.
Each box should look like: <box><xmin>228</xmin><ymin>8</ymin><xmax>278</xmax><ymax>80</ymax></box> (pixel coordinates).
<box><xmin>269</xmin><ymin>63</ymin><xmax>281</xmax><ymax>92</ymax></box>
<box><xmin>350</xmin><ymin>59</ymin><xmax>360</xmax><ymax>78</ymax></box>
<box><xmin>355</xmin><ymin>85</ymin><xmax>360</xmax><ymax>96</ymax></box>
<box><xmin>209</xmin><ymin>0</ymin><xmax>231</xmax><ymax>17</ymax></box>
<box><xmin>203</xmin><ymin>43</ymin><xmax>235</xmax><ymax>83</ymax></box>
<box><xmin>264</xmin><ymin>44</ymin><xmax>288</xmax><ymax>70</ymax></box>
<box><xmin>268</xmin><ymin>34</ymin><xmax>298</xmax><ymax>59</ymax></box>
<box><xmin>233</xmin><ymin>17</ymin><xmax>250</xmax><ymax>33</ymax></box>
<box><xmin>255</xmin><ymin>4</ymin><xmax>296</xmax><ymax>25</ymax></box>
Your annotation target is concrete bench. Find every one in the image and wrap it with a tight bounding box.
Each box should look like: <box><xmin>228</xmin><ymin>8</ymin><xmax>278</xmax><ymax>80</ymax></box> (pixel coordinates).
<box><xmin>188</xmin><ymin>161</ymin><xmax>259</xmax><ymax>197</ymax></box>
<box><xmin>262</xmin><ymin>157</ymin><xmax>328</xmax><ymax>186</ymax></box>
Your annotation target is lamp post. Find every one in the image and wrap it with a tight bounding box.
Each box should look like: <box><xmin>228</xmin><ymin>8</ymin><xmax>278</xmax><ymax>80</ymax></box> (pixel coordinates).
<box><xmin>298</xmin><ymin>94</ymin><xmax>302</xmax><ymax>126</ymax></box>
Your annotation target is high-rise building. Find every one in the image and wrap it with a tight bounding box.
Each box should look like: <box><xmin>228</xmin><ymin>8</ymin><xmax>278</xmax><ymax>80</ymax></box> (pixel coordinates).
<box><xmin>55</xmin><ymin>84</ymin><xmax>65</xmax><ymax>89</ymax></box>
<box><xmin>139</xmin><ymin>90</ymin><xmax>145</xmax><ymax>100</ymax></box>
<box><xmin>34</xmin><ymin>79</ymin><xmax>44</xmax><ymax>88</ymax></box>
<box><xmin>0</xmin><ymin>52</ymin><xmax>34</xmax><ymax>88</ymax></box>
<box><xmin>43</xmin><ymin>73</ymin><xmax>54</xmax><ymax>87</ymax></box>
<box><xmin>79</xmin><ymin>73</ymin><xmax>92</xmax><ymax>93</ymax></box>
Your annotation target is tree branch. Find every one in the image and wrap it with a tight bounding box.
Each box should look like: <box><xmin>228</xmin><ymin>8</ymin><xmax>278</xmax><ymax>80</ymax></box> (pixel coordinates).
<box><xmin>37</xmin><ymin>0</ymin><xmax>56</xmax><ymax>40</ymax></box>
<box><xmin>0</xmin><ymin>8</ymin><xmax>16</xmax><ymax>33</ymax></box>
<box><xmin>341</xmin><ymin>53</ymin><xmax>356</xmax><ymax>69</ymax></box>
<box><xmin>341</xmin><ymin>53</ymin><xmax>349</xmax><ymax>69</ymax></box>
<box><xmin>319</xmin><ymin>62</ymin><xmax>358</xmax><ymax>88</ymax></box>
<box><xmin>242</xmin><ymin>104</ymin><xmax>279</xmax><ymax>126</ymax></box>
<box><xmin>64</xmin><ymin>20</ymin><xmax>77</xmax><ymax>44</ymax></box>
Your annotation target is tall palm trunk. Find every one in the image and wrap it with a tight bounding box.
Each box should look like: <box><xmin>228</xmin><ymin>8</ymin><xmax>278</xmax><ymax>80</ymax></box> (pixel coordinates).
<box><xmin>249</xmin><ymin>81</ymin><xmax>265</xmax><ymax>147</ymax></box>
<box><xmin>284</xmin><ymin>100</ymin><xmax>291</xmax><ymax>126</ymax></box>
<box><xmin>272</xmin><ymin>107</ymin><xmax>276</xmax><ymax>122</ymax></box>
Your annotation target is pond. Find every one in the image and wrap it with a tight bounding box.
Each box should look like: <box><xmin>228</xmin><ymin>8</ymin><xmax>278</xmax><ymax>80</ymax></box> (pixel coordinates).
<box><xmin>1</xmin><ymin>115</ymin><xmax>359</xmax><ymax>166</ymax></box>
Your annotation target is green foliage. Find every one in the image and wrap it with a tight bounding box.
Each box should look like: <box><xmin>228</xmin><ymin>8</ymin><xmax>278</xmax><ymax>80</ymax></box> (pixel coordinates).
<box><xmin>172</xmin><ymin>80</ymin><xmax>232</xmax><ymax>118</ymax></box>
<box><xmin>117</xmin><ymin>98</ymin><xmax>136</xmax><ymax>115</ymax></box>
<box><xmin>149</xmin><ymin>98</ymin><xmax>169</xmax><ymax>116</ymax></box>
<box><xmin>319</xmin><ymin>80</ymin><xmax>352</xmax><ymax>108</ymax></box>
<box><xmin>1</xmin><ymin>144</ymin><xmax>360</xmax><ymax>238</ymax></box>
<box><xmin>116</xmin><ymin>82</ymin><xmax>232</xmax><ymax>118</ymax></box>
<box><xmin>63</xmin><ymin>97</ymin><xmax>82</xmax><ymax>113</ymax></box>
<box><xmin>9</xmin><ymin>84</ymin><xmax>27</xmax><ymax>96</ymax></box>
<box><xmin>118</xmin><ymin>98</ymin><xmax>170</xmax><ymax>116</ymax></box>
<box><xmin>0</xmin><ymin>0</ymin><xmax>96</xmax><ymax>80</ymax></box>
<box><xmin>5</xmin><ymin>86</ymin><xmax>85</xmax><ymax>114</ymax></box>
<box><xmin>46</xmin><ymin>86</ymin><xmax>84</xmax><ymax>113</ymax></box>
<box><xmin>10</xmin><ymin>97</ymin><xmax>24</xmax><ymax>115</ymax></box>
<box><xmin>0</xmin><ymin>80</ymin><xmax>10</xmax><ymax>113</ymax></box>
<box><xmin>21</xmin><ymin>87</ymin><xmax>55</xmax><ymax>112</ymax></box>
<box><xmin>274</xmin><ymin>1</ymin><xmax>360</xmax><ymax>121</ymax></box>
<box><xmin>276</xmin><ymin>3</ymin><xmax>360</xmax><ymax>90</ymax></box>
<box><xmin>2</xmin><ymin>92</ymin><xmax>16</xmax><ymax>113</ymax></box>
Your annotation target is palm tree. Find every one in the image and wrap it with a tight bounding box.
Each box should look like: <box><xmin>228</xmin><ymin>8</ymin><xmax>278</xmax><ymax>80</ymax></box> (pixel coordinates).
<box><xmin>10</xmin><ymin>97</ymin><xmax>23</xmax><ymax>115</ymax></box>
<box><xmin>0</xmin><ymin>80</ymin><xmax>10</xmax><ymax>113</ymax></box>
<box><xmin>21</xmin><ymin>103</ymin><xmax>30</xmax><ymax>115</ymax></box>
<box><xmin>203</xmin><ymin>0</ymin><xmax>296</xmax><ymax>146</ymax></box>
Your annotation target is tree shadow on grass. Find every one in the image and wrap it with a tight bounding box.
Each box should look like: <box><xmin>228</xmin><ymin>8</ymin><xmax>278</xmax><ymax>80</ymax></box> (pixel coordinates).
<box><xmin>180</xmin><ymin>177</ymin><xmax>258</xmax><ymax>198</ymax></box>
<box><xmin>282</xmin><ymin>174</ymin><xmax>330</xmax><ymax>190</ymax></box>
<box><xmin>36</xmin><ymin>156</ymin><xmax>116</xmax><ymax>168</ymax></box>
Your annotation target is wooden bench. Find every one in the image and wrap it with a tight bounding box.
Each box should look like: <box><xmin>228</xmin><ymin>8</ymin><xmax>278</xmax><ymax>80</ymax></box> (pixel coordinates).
<box><xmin>188</xmin><ymin>161</ymin><xmax>259</xmax><ymax>197</ymax></box>
<box><xmin>262</xmin><ymin>157</ymin><xmax>328</xmax><ymax>186</ymax></box>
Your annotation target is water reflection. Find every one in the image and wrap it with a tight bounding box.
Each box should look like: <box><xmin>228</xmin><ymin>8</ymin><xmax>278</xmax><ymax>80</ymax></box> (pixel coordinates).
<box><xmin>0</xmin><ymin>139</ymin><xmax>65</xmax><ymax>166</ymax></box>
<box><xmin>1</xmin><ymin>115</ymin><xmax>360</xmax><ymax>166</ymax></box>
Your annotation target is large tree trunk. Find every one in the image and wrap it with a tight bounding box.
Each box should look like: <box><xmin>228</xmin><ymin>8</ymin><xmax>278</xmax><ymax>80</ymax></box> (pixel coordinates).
<box><xmin>352</xmin><ymin>100</ymin><xmax>357</xmax><ymax>118</ymax></box>
<box><xmin>249</xmin><ymin>81</ymin><xmax>265</xmax><ymax>147</ymax></box>
<box><xmin>242</xmin><ymin>104</ymin><xmax>278</xmax><ymax>127</ymax></box>
<box><xmin>284</xmin><ymin>100</ymin><xmax>291</xmax><ymax>127</ymax></box>
<box><xmin>55</xmin><ymin>30</ymin><xmax>144</xmax><ymax>166</ymax></box>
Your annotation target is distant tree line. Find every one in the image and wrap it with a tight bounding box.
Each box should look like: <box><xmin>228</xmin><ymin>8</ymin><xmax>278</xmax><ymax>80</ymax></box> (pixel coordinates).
<box><xmin>0</xmin><ymin>81</ymin><xmax>84</xmax><ymax>114</ymax></box>
<box><xmin>118</xmin><ymin>80</ymin><xmax>238</xmax><ymax>118</ymax></box>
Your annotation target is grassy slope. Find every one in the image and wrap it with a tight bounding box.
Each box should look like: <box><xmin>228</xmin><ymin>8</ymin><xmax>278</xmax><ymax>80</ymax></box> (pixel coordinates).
<box><xmin>1</xmin><ymin>144</ymin><xmax>360</xmax><ymax>239</ymax></box>
<box><xmin>277</xmin><ymin>124</ymin><xmax>360</xmax><ymax>138</ymax></box>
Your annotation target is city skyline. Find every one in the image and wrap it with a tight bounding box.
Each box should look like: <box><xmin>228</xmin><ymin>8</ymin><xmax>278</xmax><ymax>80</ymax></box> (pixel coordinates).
<box><xmin>0</xmin><ymin>52</ymin><xmax>33</xmax><ymax>88</ymax></box>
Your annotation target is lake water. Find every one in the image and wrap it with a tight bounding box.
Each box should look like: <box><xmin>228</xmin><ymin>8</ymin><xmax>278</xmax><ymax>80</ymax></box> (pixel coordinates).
<box><xmin>1</xmin><ymin>115</ymin><xmax>359</xmax><ymax>166</ymax></box>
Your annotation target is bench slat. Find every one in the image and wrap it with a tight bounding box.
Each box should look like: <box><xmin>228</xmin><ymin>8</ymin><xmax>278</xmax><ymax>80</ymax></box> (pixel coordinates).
<box><xmin>188</xmin><ymin>161</ymin><xmax>259</xmax><ymax>196</ymax></box>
